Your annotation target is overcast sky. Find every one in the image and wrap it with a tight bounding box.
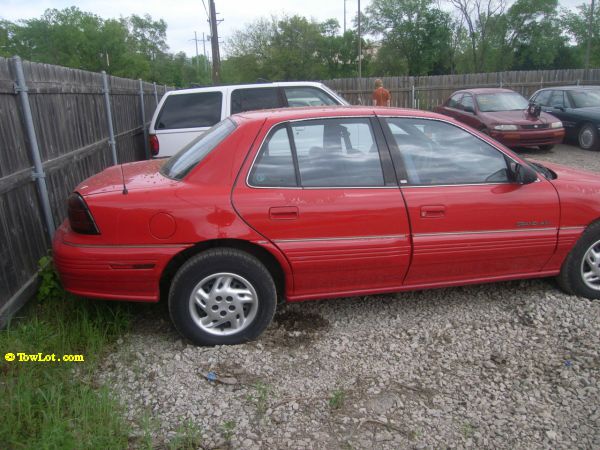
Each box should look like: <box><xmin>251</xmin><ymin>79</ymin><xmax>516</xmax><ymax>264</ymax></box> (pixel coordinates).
<box><xmin>1</xmin><ymin>0</ymin><xmax>588</xmax><ymax>58</ymax></box>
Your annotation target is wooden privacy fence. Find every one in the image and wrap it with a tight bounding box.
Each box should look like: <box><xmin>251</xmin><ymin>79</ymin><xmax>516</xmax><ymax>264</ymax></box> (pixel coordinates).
<box><xmin>0</xmin><ymin>56</ymin><xmax>168</xmax><ymax>326</ymax></box>
<box><xmin>322</xmin><ymin>68</ymin><xmax>600</xmax><ymax>109</ymax></box>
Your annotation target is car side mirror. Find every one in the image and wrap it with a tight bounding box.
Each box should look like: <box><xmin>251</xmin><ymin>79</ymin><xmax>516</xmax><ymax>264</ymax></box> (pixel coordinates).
<box><xmin>511</xmin><ymin>162</ymin><xmax>538</xmax><ymax>185</ymax></box>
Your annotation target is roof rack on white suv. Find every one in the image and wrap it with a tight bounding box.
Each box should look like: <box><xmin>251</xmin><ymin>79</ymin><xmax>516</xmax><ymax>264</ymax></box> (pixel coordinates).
<box><xmin>149</xmin><ymin>81</ymin><xmax>348</xmax><ymax>158</ymax></box>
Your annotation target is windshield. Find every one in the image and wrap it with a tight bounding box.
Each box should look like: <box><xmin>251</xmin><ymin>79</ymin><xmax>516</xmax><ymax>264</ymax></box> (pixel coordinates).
<box><xmin>161</xmin><ymin>118</ymin><xmax>236</xmax><ymax>180</ymax></box>
<box><xmin>476</xmin><ymin>93</ymin><xmax>529</xmax><ymax>112</ymax></box>
<box><xmin>570</xmin><ymin>89</ymin><xmax>600</xmax><ymax>108</ymax></box>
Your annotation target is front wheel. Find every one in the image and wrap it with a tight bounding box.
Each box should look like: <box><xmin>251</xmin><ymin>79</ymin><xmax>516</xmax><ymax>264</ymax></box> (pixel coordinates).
<box><xmin>578</xmin><ymin>123</ymin><xmax>599</xmax><ymax>150</ymax></box>
<box><xmin>168</xmin><ymin>249</ymin><xmax>277</xmax><ymax>346</ymax></box>
<box><xmin>558</xmin><ymin>222</ymin><xmax>600</xmax><ymax>299</ymax></box>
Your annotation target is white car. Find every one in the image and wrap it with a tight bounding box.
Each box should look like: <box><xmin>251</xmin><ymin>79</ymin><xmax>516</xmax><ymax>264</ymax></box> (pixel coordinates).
<box><xmin>148</xmin><ymin>81</ymin><xmax>349</xmax><ymax>158</ymax></box>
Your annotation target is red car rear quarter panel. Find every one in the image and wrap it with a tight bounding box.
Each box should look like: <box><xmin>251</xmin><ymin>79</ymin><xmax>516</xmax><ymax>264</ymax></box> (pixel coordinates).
<box><xmin>55</xmin><ymin>117</ymin><xmax>293</xmax><ymax>302</ymax></box>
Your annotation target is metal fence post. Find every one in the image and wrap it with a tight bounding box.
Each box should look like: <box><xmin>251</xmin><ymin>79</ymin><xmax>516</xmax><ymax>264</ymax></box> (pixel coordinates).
<box><xmin>139</xmin><ymin>79</ymin><xmax>149</xmax><ymax>159</ymax></box>
<box><xmin>101</xmin><ymin>71</ymin><xmax>118</xmax><ymax>165</ymax></box>
<box><xmin>153</xmin><ymin>82</ymin><xmax>159</xmax><ymax>105</ymax></box>
<box><xmin>12</xmin><ymin>56</ymin><xmax>56</xmax><ymax>239</ymax></box>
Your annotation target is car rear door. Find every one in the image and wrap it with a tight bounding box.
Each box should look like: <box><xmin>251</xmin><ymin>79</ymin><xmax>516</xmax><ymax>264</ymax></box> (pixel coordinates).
<box><xmin>379</xmin><ymin>116</ymin><xmax>559</xmax><ymax>286</ymax></box>
<box><xmin>232</xmin><ymin>116</ymin><xmax>412</xmax><ymax>300</ymax></box>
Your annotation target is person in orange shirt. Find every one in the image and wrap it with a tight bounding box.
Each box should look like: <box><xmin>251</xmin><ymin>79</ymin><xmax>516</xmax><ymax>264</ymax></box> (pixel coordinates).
<box><xmin>372</xmin><ymin>79</ymin><xmax>391</xmax><ymax>107</ymax></box>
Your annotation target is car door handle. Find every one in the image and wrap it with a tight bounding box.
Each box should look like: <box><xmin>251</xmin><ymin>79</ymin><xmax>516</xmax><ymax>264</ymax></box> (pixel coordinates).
<box><xmin>421</xmin><ymin>205</ymin><xmax>446</xmax><ymax>218</ymax></box>
<box><xmin>269</xmin><ymin>206</ymin><xmax>299</xmax><ymax>220</ymax></box>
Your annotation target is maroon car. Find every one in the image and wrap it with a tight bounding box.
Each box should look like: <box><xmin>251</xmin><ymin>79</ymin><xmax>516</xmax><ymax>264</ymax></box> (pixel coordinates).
<box><xmin>436</xmin><ymin>88</ymin><xmax>565</xmax><ymax>150</ymax></box>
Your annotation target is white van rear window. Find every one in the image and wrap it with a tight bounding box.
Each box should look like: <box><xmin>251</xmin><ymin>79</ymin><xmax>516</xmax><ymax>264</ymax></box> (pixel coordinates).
<box><xmin>156</xmin><ymin>92</ymin><xmax>222</xmax><ymax>129</ymax></box>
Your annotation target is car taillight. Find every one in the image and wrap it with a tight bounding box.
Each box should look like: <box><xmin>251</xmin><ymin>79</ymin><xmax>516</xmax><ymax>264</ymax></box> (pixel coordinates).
<box><xmin>68</xmin><ymin>193</ymin><xmax>100</xmax><ymax>235</ymax></box>
<box><xmin>149</xmin><ymin>134</ymin><xmax>159</xmax><ymax>156</ymax></box>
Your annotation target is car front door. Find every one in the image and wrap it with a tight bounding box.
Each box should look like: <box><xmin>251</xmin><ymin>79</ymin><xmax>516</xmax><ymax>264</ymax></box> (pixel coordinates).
<box><xmin>379</xmin><ymin>116</ymin><xmax>560</xmax><ymax>286</ymax></box>
<box><xmin>232</xmin><ymin>116</ymin><xmax>411</xmax><ymax>300</ymax></box>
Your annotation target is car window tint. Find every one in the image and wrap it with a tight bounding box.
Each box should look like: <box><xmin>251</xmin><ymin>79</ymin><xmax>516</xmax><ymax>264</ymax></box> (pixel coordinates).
<box><xmin>533</xmin><ymin>90</ymin><xmax>552</xmax><ymax>106</ymax></box>
<box><xmin>231</xmin><ymin>87</ymin><xmax>282</xmax><ymax>114</ymax></box>
<box><xmin>291</xmin><ymin>118</ymin><xmax>384</xmax><ymax>187</ymax></box>
<box><xmin>447</xmin><ymin>93</ymin><xmax>463</xmax><ymax>108</ymax></box>
<box><xmin>156</xmin><ymin>92</ymin><xmax>222</xmax><ymax>129</ymax></box>
<box><xmin>161</xmin><ymin>118</ymin><xmax>236</xmax><ymax>180</ymax></box>
<box><xmin>459</xmin><ymin>94</ymin><xmax>474</xmax><ymax>111</ymax></box>
<box><xmin>549</xmin><ymin>91</ymin><xmax>565</xmax><ymax>108</ymax></box>
<box><xmin>384</xmin><ymin>118</ymin><xmax>509</xmax><ymax>186</ymax></box>
<box><xmin>248</xmin><ymin>126</ymin><xmax>297</xmax><ymax>187</ymax></box>
<box><xmin>283</xmin><ymin>87</ymin><xmax>338</xmax><ymax>107</ymax></box>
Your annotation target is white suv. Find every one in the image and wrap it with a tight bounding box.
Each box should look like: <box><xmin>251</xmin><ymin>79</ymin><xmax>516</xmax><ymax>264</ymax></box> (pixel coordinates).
<box><xmin>148</xmin><ymin>81</ymin><xmax>348</xmax><ymax>158</ymax></box>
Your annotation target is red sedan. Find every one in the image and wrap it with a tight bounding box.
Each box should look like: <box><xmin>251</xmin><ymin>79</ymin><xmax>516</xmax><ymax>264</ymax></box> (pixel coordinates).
<box><xmin>54</xmin><ymin>106</ymin><xmax>600</xmax><ymax>346</ymax></box>
<box><xmin>436</xmin><ymin>88</ymin><xmax>565</xmax><ymax>150</ymax></box>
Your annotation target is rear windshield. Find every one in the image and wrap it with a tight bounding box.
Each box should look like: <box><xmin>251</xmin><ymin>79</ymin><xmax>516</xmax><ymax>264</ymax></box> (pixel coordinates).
<box><xmin>161</xmin><ymin>118</ymin><xmax>236</xmax><ymax>180</ymax></box>
<box><xmin>476</xmin><ymin>92</ymin><xmax>529</xmax><ymax>112</ymax></box>
<box><xmin>155</xmin><ymin>91</ymin><xmax>222</xmax><ymax>129</ymax></box>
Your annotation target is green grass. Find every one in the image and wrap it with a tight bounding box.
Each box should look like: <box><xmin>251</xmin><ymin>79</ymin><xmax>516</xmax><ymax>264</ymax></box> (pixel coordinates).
<box><xmin>0</xmin><ymin>256</ymin><xmax>134</xmax><ymax>449</ymax></box>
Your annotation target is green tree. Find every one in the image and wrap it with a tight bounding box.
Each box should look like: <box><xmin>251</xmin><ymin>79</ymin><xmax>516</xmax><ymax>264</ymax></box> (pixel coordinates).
<box><xmin>562</xmin><ymin>3</ymin><xmax>600</xmax><ymax>68</ymax></box>
<box><xmin>364</xmin><ymin>0</ymin><xmax>454</xmax><ymax>76</ymax></box>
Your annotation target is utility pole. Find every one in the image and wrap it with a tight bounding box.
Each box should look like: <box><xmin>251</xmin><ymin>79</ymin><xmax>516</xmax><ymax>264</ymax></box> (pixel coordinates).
<box><xmin>209</xmin><ymin>0</ymin><xmax>221</xmax><ymax>84</ymax></box>
<box><xmin>357</xmin><ymin>0</ymin><xmax>362</xmax><ymax>104</ymax></box>
<box><xmin>203</xmin><ymin>32</ymin><xmax>209</xmax><ymax>73</ymax></box>
<box><xmin>193</xmin><ymin>31</ymin><xmax>200</xmax><ymax>75</ymax></box>
<box><xmin>343</xmin><ymin>0</ymin><xmax>346</xmax><ymax>34</ymax></box>
<box><xmin>584</xmin><ymin>0</ymin><xmax>596</xmax><ymax>80</ymax></box>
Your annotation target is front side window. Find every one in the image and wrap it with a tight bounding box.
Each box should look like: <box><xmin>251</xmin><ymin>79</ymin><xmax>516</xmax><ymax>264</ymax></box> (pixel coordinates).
<box><xmin>231</xmin><ymin>87</ymin><xmax>283</xmax><ymax>114</ymax></box>
<box><xmin>447</xmin><ymin>93</ymin><xmax>463</xmax><ymax>108</ymax></box>
<box><xmin>283</xmin><ymin>87</ymin><xmax>338</xmax><ymax>107</ymax></box>
<box><xmin>161</xmin><ymin>119</ymin><xmax>236</xmax><ymax>180</ymax></box>
<box><xmin>459</xmin><ymin>94</ymin><xmax>474</xmax><ymax>112</ymax></box>
<box><xmin>248</xmin><ymin>118</ymin><xmax>385</xmax><ymax>188</ymax></box>
<box><xmin>532</xmin><ymin>90</ymin><xmax>552</xmax><ymax>106</ymax></box>
<box><xmin>384</xmin><ymin>118</ymin><xmax>509</xmax><ymax>186</ymax></box>
<box><xmin>156</xmin><ymin>92</ymin><xmax>222</xmax><ymax>129</ymax></box>
<box><xmin>549</xmin><ymin>91</ymin><xmax>565</xmax><ymax>108</ymax></box>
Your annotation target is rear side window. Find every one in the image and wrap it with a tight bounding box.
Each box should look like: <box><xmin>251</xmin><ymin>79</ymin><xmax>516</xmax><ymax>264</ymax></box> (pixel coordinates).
<box><xmin>231</xmin><ymin>88</ymin><xmax>283</xmax><ymax>114</ymax></box>
<box><xmin>283</xmin><ymin>87</ymin><xmax>338</xmax><ymax>107</ymax></box>
<box><xmin>155</xmin><ymin>92</ymin><xmax>222</xmax><ymax>129</ymax></box>
<box><xmin>161</xmin><ymin>119</ymin><xmax>236</xmax><ymax>180</ymax></box>
<box><xmin>248</xmin><ymin>118</ymin><xmax>385</xmax><ymax>188</ymax></box>
<box><xmin>248</xmin><ymin>126</ymin><xmax>297</xmax><ymax>187</ymax></box>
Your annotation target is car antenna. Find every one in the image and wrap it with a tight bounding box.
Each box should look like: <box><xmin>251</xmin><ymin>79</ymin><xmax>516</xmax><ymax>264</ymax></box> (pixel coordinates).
<box><xmin>120</xmin><ymin>164</ymin><xmax>128</xmax><ymax>195</ymax></box>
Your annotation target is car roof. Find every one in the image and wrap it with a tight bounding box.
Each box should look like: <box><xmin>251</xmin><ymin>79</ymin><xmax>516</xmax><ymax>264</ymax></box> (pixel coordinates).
<box><xmin>455</xmin><ymin>88</ymin><xmax>518</xmax><ymax>95</ymax></box>
<box><xmin>164</xmin><ymin>81</ymin><xmax>329</xmax><ymax>96</ymax></box>
<box><xmin>536</xmin><ymin>85</ymin><xmax>600</xmax><ymax>91</ymax></box>
<box><xmin>232</xmin><ymin>105</ymin><xmax>441</xmax><ymax>122</ymax></box>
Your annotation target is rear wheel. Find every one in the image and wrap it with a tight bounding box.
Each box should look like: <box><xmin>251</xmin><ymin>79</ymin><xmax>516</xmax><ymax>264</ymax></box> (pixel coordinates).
<box><xmin>168</xmin><ymin>249</ymin><xmax>277</xmax><ymax>346</ymax></box>
<box><xmin>558</xmin><ymin>222</ymin><xmax>600</xmax><ymax>299</ymax></box>
<box><xmin>578</xmin><ymin>123</ymin><xmax>599</xmax><ymax>150</ymax></box>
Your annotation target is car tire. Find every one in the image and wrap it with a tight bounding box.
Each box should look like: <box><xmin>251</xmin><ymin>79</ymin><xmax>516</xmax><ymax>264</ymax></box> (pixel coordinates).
<box><xmin>168</xmin><ymin>248</ymin><xmax>277</xmax><ymax>346</ymax></box>
<box><xmin>539</xmin><ymin>145</ymin><xmax>554</xmax><ymax>151</ymax></box>
<box><xmin>578</xmin><ymin>123</ymin><xmax>599</xmax><ymax>150</ymax></box>
<box><xmin>557</xmin><ymin>221</ymin><xmax>600</xmax><ymax>299</ymax></box>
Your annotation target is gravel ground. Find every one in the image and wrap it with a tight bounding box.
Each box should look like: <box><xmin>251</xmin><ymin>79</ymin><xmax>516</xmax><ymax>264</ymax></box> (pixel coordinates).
<box><xmin>97</xmin><ymin>143</ymin><xmax>600</xmax><ymax>449</ymax></box>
